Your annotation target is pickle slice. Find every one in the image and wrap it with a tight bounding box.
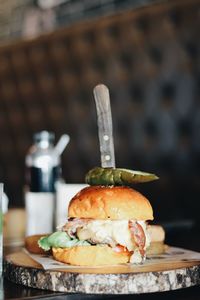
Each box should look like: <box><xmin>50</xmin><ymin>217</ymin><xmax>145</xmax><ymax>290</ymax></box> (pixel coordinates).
<box><xmin>85</xmin><ymin>167</ymin><xmax>159</xmax><ymax>186</ymax></box>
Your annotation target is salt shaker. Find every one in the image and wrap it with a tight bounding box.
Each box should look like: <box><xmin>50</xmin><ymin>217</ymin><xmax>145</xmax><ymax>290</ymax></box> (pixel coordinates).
<box><xmin>25</xmin><ymin>131</ymin><xmax>61</xmax><ymax>236</ymax></box>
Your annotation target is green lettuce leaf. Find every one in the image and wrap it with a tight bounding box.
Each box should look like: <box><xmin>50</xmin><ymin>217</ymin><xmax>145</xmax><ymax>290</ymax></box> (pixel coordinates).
<box><xmin>38</xmin><ymin>231</ymin><xmax>90</xmax><ymax>251</ymax></box>
<box><xmin>38</xmin><ymin>236</ymin><xmax>51</xmax><ymax>251</ymax></box>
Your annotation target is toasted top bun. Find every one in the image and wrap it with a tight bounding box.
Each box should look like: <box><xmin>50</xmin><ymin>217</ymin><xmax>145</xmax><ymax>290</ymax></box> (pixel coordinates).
<box><xmin>52</xmin><ymin>245</ymin><xmax>130</xmax><ymax>266</ymax></box>
<box><xmin>68</xmin><ymin>186</ymin><xmax>153</xmax><ymax>220</ymax></box>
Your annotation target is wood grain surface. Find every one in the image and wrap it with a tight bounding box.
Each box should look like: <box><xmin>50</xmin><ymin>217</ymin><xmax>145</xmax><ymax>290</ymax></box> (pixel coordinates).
<box><xmin>4</xmin><ymin>250</ymin><xmax>200</xmax><ymax>274</ymax></box>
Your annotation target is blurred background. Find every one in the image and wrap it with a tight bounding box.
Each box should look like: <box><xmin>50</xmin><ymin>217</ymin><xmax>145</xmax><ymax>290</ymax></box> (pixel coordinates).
<box><xmin>0</xmin><ymin>0</ymin><xmax>199</xmax><ymax>239</ymax></box>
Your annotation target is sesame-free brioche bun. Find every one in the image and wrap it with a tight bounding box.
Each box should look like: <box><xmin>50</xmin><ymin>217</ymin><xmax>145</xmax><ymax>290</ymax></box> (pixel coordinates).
<box><xmin>52</xmin><ymin>245</ymin><xmax>130</xmax><ymax>266</ymax></box>
<box><xmin>146</xmin><ymin>242</ymin><xmax>168</xmax><ymax>256</ymax></box>
<box><xmin>146</xmin><ymin>225</ymin><xmax>166</xmax><ymax>256</ymax></box>
<box><xmin>147</xmin><ymin>225</ymin><xmax>165</xmax><ymax>243</ymax></box>
<box><xmin>68</xmin><ymin>186</ymin><xmax>153</xmax><ymax>221</ymax></box>
<box><xmin>25</xmin><ymin>234</ymin><xmax>50</xmax><ymax>255</ymax></box>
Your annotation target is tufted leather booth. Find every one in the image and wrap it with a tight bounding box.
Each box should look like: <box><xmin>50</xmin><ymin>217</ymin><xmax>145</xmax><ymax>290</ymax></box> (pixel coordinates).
<box><xmin>0</xmin><ymin>0</ymin><xmax>199</xmax><ymax>226</ymax></box>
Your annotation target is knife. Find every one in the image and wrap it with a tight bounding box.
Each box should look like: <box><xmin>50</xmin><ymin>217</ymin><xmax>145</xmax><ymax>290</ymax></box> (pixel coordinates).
<box><xmin>93</xmin><ymin>84</ymin><xmax>116</xmax><ymax>168</ymax></box>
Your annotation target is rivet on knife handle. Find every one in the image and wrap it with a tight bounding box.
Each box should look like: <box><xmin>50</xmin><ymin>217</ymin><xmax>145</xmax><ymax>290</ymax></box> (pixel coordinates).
<box><xmin>93</xmin><ymin>84</ymin><xmax>116</xmax><ymax>168</ymax></box>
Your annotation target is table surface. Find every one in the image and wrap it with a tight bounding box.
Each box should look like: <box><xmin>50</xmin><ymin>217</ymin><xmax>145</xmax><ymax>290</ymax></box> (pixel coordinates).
<box><xmin>3</xmin><ymin>228</ymin><xmax>200</xmax><ymax>300</ymax></box>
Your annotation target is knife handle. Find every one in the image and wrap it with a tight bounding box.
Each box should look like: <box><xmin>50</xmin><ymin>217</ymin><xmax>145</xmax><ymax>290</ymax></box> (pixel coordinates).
<box><xmin>93</xmin><ymin>84</ymin><xmax>116</xmax><ymax>168</ymax></box>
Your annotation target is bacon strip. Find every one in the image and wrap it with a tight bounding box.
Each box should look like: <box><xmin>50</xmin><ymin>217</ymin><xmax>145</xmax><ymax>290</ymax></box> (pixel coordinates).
<box><xmin>113</xmin><ymin>244</ymin><xmax>130</xmax><ymax>254</ymax></box>
<box><xmin>128</xmin><ymin>220</ymin><xmax>146</xmax><ymax>256</ymax></box>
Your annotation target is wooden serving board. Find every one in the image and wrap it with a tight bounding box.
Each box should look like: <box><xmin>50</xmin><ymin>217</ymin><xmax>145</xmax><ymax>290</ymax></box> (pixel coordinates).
<box><xmin>4</xmin><ymin>247</ymin><xmax>200</xmax><ymax>294</ymax></box>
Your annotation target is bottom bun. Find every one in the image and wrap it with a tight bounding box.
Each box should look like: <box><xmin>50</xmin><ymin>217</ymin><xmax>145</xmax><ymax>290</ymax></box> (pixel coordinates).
<box><xmin>146</xmin><ymin>242</ymin><xmax>168</xmax><ymax>256</ymax></box>
<box><xmin>25</xmin><ymin>234</ymin><xmax>49</xmax><ymax>255</ymax></box>
<box><xmin>52</xmin><ymin>245</ymin><xmax>131</xmax><ymax>266</ymax></box>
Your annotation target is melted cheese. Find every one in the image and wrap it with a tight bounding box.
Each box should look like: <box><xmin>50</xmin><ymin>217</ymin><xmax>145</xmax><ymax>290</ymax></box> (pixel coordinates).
<box><xmin>77</xmin><ymin>220</ymin><xmax>150</xmax><ymax>253</ymax></box>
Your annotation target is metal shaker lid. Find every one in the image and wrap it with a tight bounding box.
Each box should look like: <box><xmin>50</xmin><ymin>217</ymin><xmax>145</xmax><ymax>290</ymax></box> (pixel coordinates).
<box><xmin>33</xmin><ymin>131</ymin><xmax>55</xmax><ymax>143</ymax></box>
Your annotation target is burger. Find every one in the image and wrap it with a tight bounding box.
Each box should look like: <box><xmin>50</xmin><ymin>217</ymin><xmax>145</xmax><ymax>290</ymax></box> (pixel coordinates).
<box><xmin>38</xmin><ymin>185</ymin><xmax>154</xmax><ymax>266</ymax></box>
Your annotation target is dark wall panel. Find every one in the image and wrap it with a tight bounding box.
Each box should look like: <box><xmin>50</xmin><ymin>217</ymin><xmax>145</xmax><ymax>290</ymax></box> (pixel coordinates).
<box><xmin>0</xmin><ymin>0</ymin><xmax>199</xmax><ymax>227</ymax></box>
